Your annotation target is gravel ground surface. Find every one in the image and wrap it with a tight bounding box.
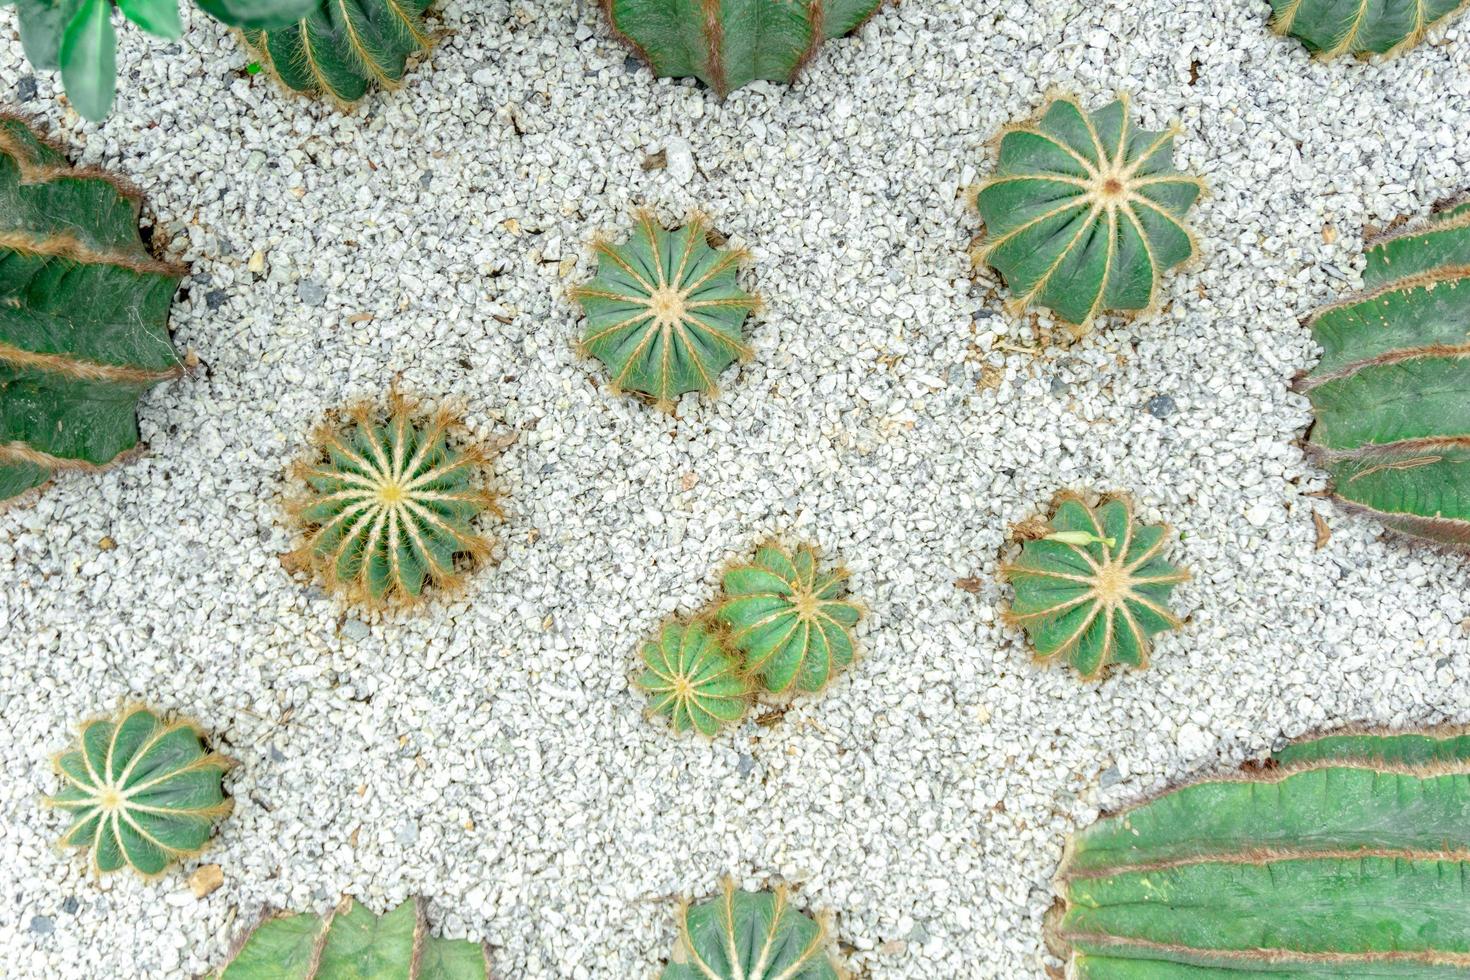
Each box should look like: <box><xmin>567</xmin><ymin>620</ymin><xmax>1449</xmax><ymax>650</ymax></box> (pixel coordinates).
<box><xmin>2</xmin><ymin>1</ymin><xmax>1470</xmax><ymax>977</ymax></box>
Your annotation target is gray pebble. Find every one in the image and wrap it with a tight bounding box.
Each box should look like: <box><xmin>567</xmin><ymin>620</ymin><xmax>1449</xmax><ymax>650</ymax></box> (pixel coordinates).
<box><xmin>1146</xmin><ymin>394</ymin><xmax>1177</xmax><ymax>418</ymax></box>
<box><xmin>17</xmin><ymin>76</ymin><xmax>36</xmax><ymax>101</ymax></box>
<box><xmin>341</xmin><ymin>619</ymin><xmax>369</xmax><ymax>641</ymax></box>
<box><xmin>1098</xmin><ymin>765</ymin><xmax>1121</xmax><ymax>788</ymax></box>
<box><xmin>30</xmin><ymin>915</ymin><xmax>53</xmax><ymax>935</ymax></box>
<box><xmin>297</xmin><ymin>280</ymin><xmax>327</xmax><ymax>307</ymax></box>
<box><xmin>736</xmin><ymin>754</ymin><xmax>756</xmax><ymax>776</ymax></box>
<box><xmin>60</xmin><ymin>897</ymin><xmax>78</xmax><ymax>915</ymax></box>
<box><xmin>205</xmin><ymin>290</ymin><xmax>227</xmax><ymax>311</ymax></box>
<box><xmin>395</xmin><ymin>819</ymin><xmax>419</xmax><ymax>846</ymax></box>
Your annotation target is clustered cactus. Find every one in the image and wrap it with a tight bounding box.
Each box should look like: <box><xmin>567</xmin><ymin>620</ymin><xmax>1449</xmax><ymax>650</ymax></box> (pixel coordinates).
<box><xmin>285</xmin><ymin>392</ymin><xmax>502</xmax><ymax>610</ymax></box>
<box><xmin>1048</xmin><ymin>726</ymin><xmax>1470</xmax><ymax>976</ymax></box>
<box><xmin>636</xmin><ymin>540</ymin><xmax>863</xmax><ymax>736</ymax></box>
<box><xmin>46</xmin><ymin>704</ymin><xmax>232</xmax><ymax>878</ymax></box>
<box><xmin>219</xmin><ymin>896</ymin><xmax>491</xmax><ymax>978</ymax></box>
<box><xmin>1298</xmin><ymin>199</ymin><xmax>1470</xmax><ymax>547</ymax></box>
<box><xmin>661</xmin><ymin>880</ymin><xmax>843</xmax><ymax>980</ymax></box>
<box><xmin>0</xmin><ymin>114</ymin><xmax>184</xmax><ymax>504</ymax></box>
<box><xmin>1269</xmin><ymin>0</ymin><xmax>1466</xmax><ymax>58</ymax></box>
<box><xmin>972</xmin><ymin>95</ymin><xmax>1203</xmax><ymax>327</ymax></box>
<box><xmin>603</xmin><ymin>0</ymin><xmax>888</xmax><ymax>98</ymax></box>
<box><xmin>572</xmin><ymin>212</ymin><xmax>759</xmax><ymax>412</ymax></box>
<box><xmin>0</xmin><ymin>0</ymin><xmax>317</xmax><ymax>119</ymax></box>
<box><xmin>242</xmin><ymin>0</ymin><xmax>436</xmax><ymax>105</ymax></box>
<box><xmin>1001</xmin><ymin>494</ymin><xmax>1188</xmax><ymax>680</ymax></box>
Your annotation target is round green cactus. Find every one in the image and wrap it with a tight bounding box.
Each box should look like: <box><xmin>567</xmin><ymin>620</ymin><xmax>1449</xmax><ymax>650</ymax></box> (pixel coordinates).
<box><xmin>1049</xmin><ymin>726</ymin><xmax>1470</xmax><ymax>976</ymax></box>
<box><xmin>1001</xmin><ymin>494</ymin><xmax>1189</xmax><ymax>680</ymax></box>
<box><xmin>662</xmin><ymin>880</ymin><xmax>843</xmax><ymax>980</ymax></box>
<box><xmin>219</xmin><ymin>896</ymin><xmax>491</xmax><ymax>978</ymax></box>
<box><xmin>571</xmin><ymin>212</ymin><xmax>759</xmax><ymax>412</ymax></box>
<box><xmin>1297</xmin><ymin>199</ymin><xmax>1470</xmax><ymax>547</ymax></box>
<box><xmin>0</xmin><ymin>113</ymin><xmax>186</xmax><ymax>504</ymax></box>
<box><xmin>243</xmin><ymin>0</ymin><xmax>435</xmax><ymax>105</ymax></box>
<box><xmin>973</xmin><ymin>95</ymin><xmax>1203</xmax><ymax>327</ymax></box>
<box><xmin>286</xmin><ymin>393</ymin><xmax>502</xmax><ymax>611</ymax></box>
<box><xmin>1269</xmin><ymin>0</ymin><xmax>1466</xmax><ymax>58</ymax></box>
<box><xmin>604</xmin><ymin>0</ymin><xmax>887</xmax><ymax>99</ymax></box>
<box><xmin>717</xmin><ymin>541</ymin><xmax>863</xmax><ymax>695</ymax></box>
<box><xmin>636</xmin><ymin>619</ymin><xmax>753</xmax><ymax>736</ymax></box>
<box><xmin>46</xmin><ymin>704</ymin><xmax>232</xmax><ymax>878</ymax></box>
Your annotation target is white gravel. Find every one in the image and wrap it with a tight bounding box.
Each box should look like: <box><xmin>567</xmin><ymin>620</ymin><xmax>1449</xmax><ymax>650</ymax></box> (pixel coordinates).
<box><xmin>2</xmin><ymin>0</ymin><xmax>1470</xmax><ymax>977</ymax></box>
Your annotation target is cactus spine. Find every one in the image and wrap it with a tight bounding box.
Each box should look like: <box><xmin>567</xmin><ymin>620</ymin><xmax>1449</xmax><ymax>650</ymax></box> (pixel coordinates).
<box><xmin>1297</xmin><ymin>199</ymin><xmax>1470</xmax><ymax>547</ymax></box>
<box><xmin>1049</xmin><ymin>727</ymin><xmax>1470</xmax><ymax>976</ymax></box>
<box><xmin>46</xmin><ymin>704</ymin><xmax>232</xmax><ymax>878</ymax></box>
<box><xmin>1269</xmin><ymin>0</ymin><xmax>1467</xmax><ymax>58</ymax></box>
<box><xmin>219</xmin><ymin>896</ymin><xmax>491</xmax><ymax>978</ymax></box>
<box><xmin>243</xmin><ymin>0</ymin><xmax>435</xmax><ymax>105</ymax></box>
<box><xmin>603</xmin><ymin>0</ymin><xmax>887</xmax><ymax>98</ymax></box>
<box><xmin>0</xmin><ymin>114</ymin><xmax>185</xmax><ymax>504</ymax></box>
<box><xmin>662</xmin><ymin>879</ymin><xmax>843</xmax><ymax>980</ymax></box>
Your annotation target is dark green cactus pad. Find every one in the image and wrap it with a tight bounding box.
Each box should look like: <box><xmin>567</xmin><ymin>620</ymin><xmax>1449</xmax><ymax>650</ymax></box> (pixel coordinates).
<box><xmin>1002</xmin><ymin>494</ymin><xmax>1188</xmax><ymax>680</ymax></box>
<box><xmin>243</xmin><ymin>0</ymin><xmax>435</xmax><ymax>105</ymax></box>
<box><xmin>1048</xmin><ymin>727</ymin><xmax>1470</xmax><ymax>976</ymax></box>
<box><xmin>286</xmin><ymin>393</ymin><xmax>502</xmax><ymax>610</ymax></box>
<box><xmin>973</xmin><ymin>95</ymin><xmax>1203</xmax><ymax>327</ymax></box>
<box><xmin>219</xmin><ymin>896</ymin><xmax>492</xmax><ymax>978</ymax></box>
<box><xmin>571</xmin><ymin>213</ymin><xmax>758</xmax><ymax>411</ymax></box>
<box><xmin>0</xmin><ymin>114</ymin><xmax>184</xmax><ymax>504</ymax></box>
<box><xmin>1269</xmin><ymin>0</ymin><xmax>1466</xmax><ymax>58</ymax></box>
<box><xmin>717</xmin><ymin>540</ymin><xmax>863</xmax><ymax>695</ymax></box>
<box><xmin>636</xmin><ymin>619</ymin><xmax>752</xmax><ymax>736</ymax></box>
<box><xmin>1297</xmin><ymin>199</ymin><xmax>1470</xmax><ymax>547</ymax></box>
<box><xmin>662</xmin><ymin>880</ymin><xmax>842</xmax><ymax>979</ymax></box>
<box><xmin>603</xmin><ymin>0</ymin><xmax>886</xmax><ymax>98</ymax></box>
<box><xmin>46</xmin><ymin>704</ymin><xmax>231</xmax><ymax>878</ymax></box>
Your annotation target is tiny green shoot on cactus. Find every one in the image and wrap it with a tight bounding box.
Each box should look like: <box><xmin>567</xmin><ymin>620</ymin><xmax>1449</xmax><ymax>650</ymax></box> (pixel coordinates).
<box><xmin>571</xmin><ymin>212</ymin><xmax>759</xmax><ymax>412</ymax></box>
<box><xmin>46</xmin><ymin>704</ymin><xmax>232</xmax><ymax>878</ymax></box>
<box><xmin>242</xmin><ymin>0</ymin><xmax>435</xmax><ymax>106</ymax></box>
<box><xmin>662</xmin><ymin>879</ymin><xmax>844</xmax><ymax>980</ymax></box>
<box><xmin>1049</xmin><ymin>725</ymin><xmax>1470</xmax><ymax>976</ymax></box>
<box><xmin>1001</xmin><ymin>493</ymin><xmax>1188</xmax><ymax>679</ymax></box>
<box><xmin>604</xmin><ymin>0</ymin><xmax>888</xmax><ymax>99</ymax></box>
<box><xmin>218</xmin><ymin>895</ymin><xmax>491</xmax><ymax>978</ymax></box>
<box><xmin>285</xmin><ymin>392</ymin><xmax>502</xmax><ymax>611</ymax></box>
<box><xmin>717</xmin><ymin>540</ymin><xmax>863</xmax><ymax>696</ymax></box>
<box><xmin>0</xmin><ymin>113</ymin><xmax>187</xmax><ymax>505</ymax></box>
<box><xmin>972</xmin><ymin>94</ymin><xmax>1203</xmax><ymax>328</ymax></box>
<box><xmin>1268</xmin><ymin>0</ymin><xmax>1467</xmax><ymax>59</ymax></box>
<box><xmin>636</xmin><ymin>619</ymin><xmax>753</xmax><ymax>736</ymax></box>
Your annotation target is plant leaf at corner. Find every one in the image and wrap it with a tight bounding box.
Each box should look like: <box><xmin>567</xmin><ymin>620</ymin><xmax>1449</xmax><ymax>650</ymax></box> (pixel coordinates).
<box><xmin>193</xmin><ymin>0</ymin><xmax>317</xmax><ymax>30</ymax></box>
<box><xmin>118</xmin><ymin>0</ymin><xmax>181</xmax><ymax>37</ymax></box>
<box><xmin>14</xmin><ymin>0</ymin><xmax>70</xmax><ymax>70</ymax></box>
<box><xmin>59</xmin><ymin>0</ymin><xmax>116</xmax><ymax>121</ymax></box>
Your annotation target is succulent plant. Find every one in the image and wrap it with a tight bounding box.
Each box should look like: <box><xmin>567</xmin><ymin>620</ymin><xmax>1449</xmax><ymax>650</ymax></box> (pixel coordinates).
<box><xmin>1048</xmin><ymin>726</ymin><xmax>1470</xmax><ymax>976</ymax></box>
<box><xmin>285</xmin><ymin>392</ymin><xmax>502</xmax><ymax>610</ymax></box>
<box><xmin>0</xmin><ymin>0</ymin><xmax>317</xmax><ymax>120</ymax></box>
<box><xmin>972</xmin><ymin>95</ymin><xmax>1203</xmax><ymax>327</ymax></box>
<box><xmin>571</xmin><ymin>212</ymin><xmax>759</xmax><ymax>412</ymax></box>
<box><xmin>1269</xmin><ymin>0</ymin><xmax>1465</xmax><ymax>58</ymax></box>
<box><xmin>1001</xmin><ymin>493</ymin><xmax>1188</xmax><ymax>680</ymax></box>
<box><xmin>0</xmin><ymin>113</ymin><xmax>185</xmax><ymax>505</ymax></box>
<box><xmin>662</xmin><ymin>879</ymin><xmax>843</xmax><ymax>980</ymax></box>
<box><xmin>636</xmin><ymin>619</ymin><xmax>753</xmax><ymax>736</ymax></box>
<box><xmin>242</xmin><ymin>0</ymin><xmax>435</xmax><ymax>106</ymax></box>
<box><xmin>1297</xmin><ymin>198</ymin><xmax>1470</xmax><ymax>547</ymax></box>
<box><xmin>603</xmin><ymin>0</ymin><xmax>886</xmax><ymax>99</ymax></box>
<box><xmin>219</xmin><ymin>895</ymin><xmax>491</xmax><ymax>978</ymax></box>
<box><xmin>46</xmin><ymin>704</ymin><xmax>231</xmax><ymax>878</ymax></box>
<box><xmin>717</xmin><ymin>541</ymin><xmax>863</xmax><ymax>695</ymax></box>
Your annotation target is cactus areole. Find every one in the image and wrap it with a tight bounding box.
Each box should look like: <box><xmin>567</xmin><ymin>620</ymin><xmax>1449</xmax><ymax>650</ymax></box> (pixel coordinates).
<box><xmin>1049</xmin><ymin>727</ymin><xmax>1470</xmax><ymax>975</ymax></box>
<box><xmin>0</xmin><ymin>114</ymin><xmax>184</xmax><ymax>504</ymax></box>
<box><xmin>603</xmin><ymin>0</ymin><xmax>887</xmax><ymax>98</ymax></box>
<box><xmin>1298</xmin><ymin>199</ymin><xmax>1470</xmax><ymax>547</ymax></box>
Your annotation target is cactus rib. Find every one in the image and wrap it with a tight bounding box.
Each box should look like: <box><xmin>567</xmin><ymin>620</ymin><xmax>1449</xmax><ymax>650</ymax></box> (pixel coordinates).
<box><xmin>1048</xmin><ymin>727</ymin><xmax>1470</xmax><ymax>976</ymax></box>
<box><xmin>1297</xmin><ymin>198</ymin><xmax>1470</xmax><ymax>546</ymax></box>
<box><xmin>0</xmin><ymin>114</ymin><xmax>185</xmax><ymax>503</ymax></box>
<box><xmin>603</xmin><ymin>0</ymin><xmax>886</xmax><ymax>98</ymax></box>
<box><xmin>662</xmin><ymin>879</ymin><xmax>843</xmax><ymax>980</ymax></box>
<box><xmin>1269</xmin><ymin>0</ymin><xmax>1468</xmax><ymax>59</ymax></box>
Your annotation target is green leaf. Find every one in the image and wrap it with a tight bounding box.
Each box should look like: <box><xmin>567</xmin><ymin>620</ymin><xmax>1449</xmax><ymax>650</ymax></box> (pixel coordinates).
<box><xmin>58</xmin><ymin>0</ymin><xmax>116</xmax><ymax>121</ymax></box>
<box><xmin>15</xmin><ymin>0</ymin><xmax>70</xmax><ymax>70</ymax></box>
<box><xmin>193</xmin><ymin>0</ymin><xmax>318</xmax><ymax>30</ymax></box>
<box><xmin>117</xmin><ymin>0</ymin><xmax>180</xmax><ymax>37</ymax></box>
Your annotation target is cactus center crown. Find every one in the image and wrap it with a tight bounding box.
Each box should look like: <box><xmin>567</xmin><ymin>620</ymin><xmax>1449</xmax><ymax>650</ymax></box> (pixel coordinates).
<box><xmin>792</xmin><ymin>590</ymin><xmax>822</xmax><ymax>620</ymax></box>
<box><xmin>376</xmin><ymin>480</ymin><xmax>406</xmax><ymax>506</ymax></box>
<box><xmin>96</xmin><ymin>785</ymin><xmax>123</xmax><ymax>810</ymax></box>
<box><xmin>647</xmin><ymin>285</ymin><xmax>687</xmax><ymax>326</ymax></box>
<box><xmin>1092</xmin><ymin>560</ymin><xmax>1130</xmax><ymax>604</ymax></box>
